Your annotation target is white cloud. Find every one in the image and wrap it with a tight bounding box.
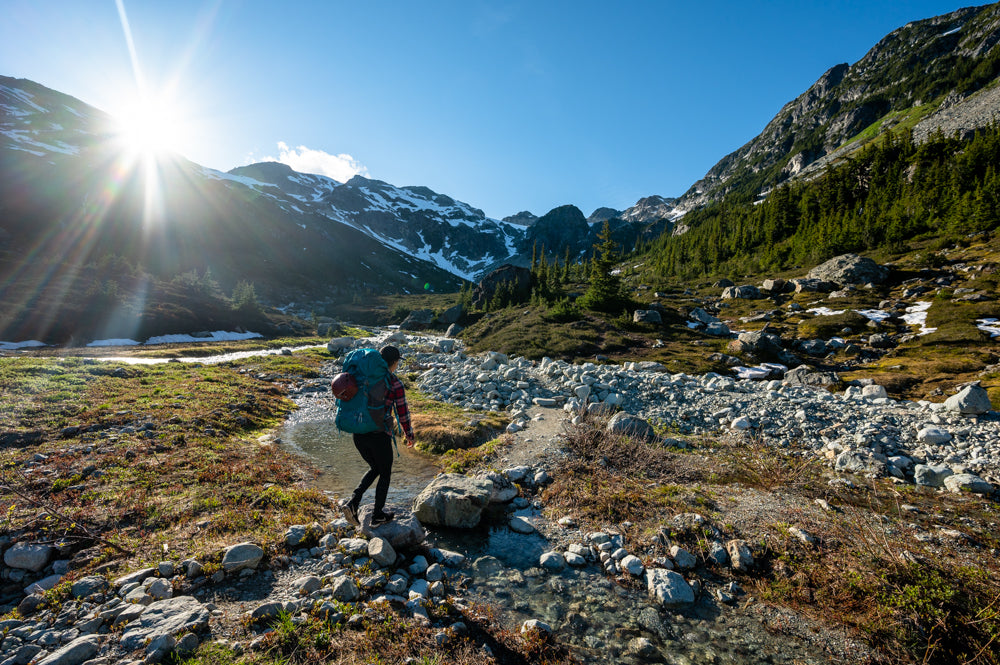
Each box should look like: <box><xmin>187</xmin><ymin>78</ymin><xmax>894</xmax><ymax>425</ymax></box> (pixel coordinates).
<box><xmin>265</xmin><ymin>141</ymin><xmax>369</xmax><ymax>182</ymax></box>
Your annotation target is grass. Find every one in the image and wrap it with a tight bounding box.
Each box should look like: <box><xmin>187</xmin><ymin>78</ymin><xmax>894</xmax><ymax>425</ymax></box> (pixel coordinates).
<box><xmin>0</xmin><ymin>352</ymin><xmax>330</xmax><ymax>573</ymax></box>
<box><xmin>406</xmin><ymin>388</ymin><xmax>510</xmax><ymax>454</ymax></box>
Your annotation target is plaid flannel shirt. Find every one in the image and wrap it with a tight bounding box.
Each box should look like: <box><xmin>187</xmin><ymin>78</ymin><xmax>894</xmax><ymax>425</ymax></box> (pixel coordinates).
<box><xmin>384</xmin><ymin>374</ymin><xmax>413</xmax><ymax>439</ymax></box>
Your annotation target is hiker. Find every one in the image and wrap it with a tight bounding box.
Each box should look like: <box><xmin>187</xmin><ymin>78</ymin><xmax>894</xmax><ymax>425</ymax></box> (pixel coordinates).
<box><xmin>339</xmin><ymin>345</ymin><xmax>415</xmax><ymax>526</ymax></box>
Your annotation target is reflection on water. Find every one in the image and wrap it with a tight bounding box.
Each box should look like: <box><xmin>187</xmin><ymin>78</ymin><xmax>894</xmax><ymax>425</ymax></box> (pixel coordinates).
<box><xmin>279</xmin><ymin>418</ymin><xmax>441</xmax><ymax>505</ymax></box>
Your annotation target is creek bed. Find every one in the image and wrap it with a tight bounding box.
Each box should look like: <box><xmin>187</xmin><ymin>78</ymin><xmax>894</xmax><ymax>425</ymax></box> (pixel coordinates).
<box><xmin>282</xmin><ymin>400</ymin><xmax>842</xmax><ymax>665</ymax></box>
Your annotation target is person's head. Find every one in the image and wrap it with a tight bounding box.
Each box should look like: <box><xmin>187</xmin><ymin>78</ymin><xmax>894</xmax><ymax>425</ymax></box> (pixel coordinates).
<box><xmin>380</xmin><ymin>345</ymin><xmax>401</xmax><ymax>372</ymax></box>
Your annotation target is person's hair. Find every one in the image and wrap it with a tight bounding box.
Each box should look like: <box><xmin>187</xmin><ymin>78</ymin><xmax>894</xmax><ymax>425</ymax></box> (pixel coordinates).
<box><xmin>380</xmin><ymin>345</ymin><xmax>401</xmax><ymax>365</ymax></box>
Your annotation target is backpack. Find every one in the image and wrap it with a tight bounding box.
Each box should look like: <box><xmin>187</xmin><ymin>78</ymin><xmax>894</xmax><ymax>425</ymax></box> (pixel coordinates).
<box><xmin>335</xmin><ymin>348</ymin><xmax>390</xmax><ymax>434</ymax></box>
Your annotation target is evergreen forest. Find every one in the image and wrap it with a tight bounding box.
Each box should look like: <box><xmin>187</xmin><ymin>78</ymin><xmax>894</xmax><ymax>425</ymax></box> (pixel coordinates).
<box><xmin>645</xmin><ymin>123</ymin><xmax>1000</xmax><ymax>280</ymax></box>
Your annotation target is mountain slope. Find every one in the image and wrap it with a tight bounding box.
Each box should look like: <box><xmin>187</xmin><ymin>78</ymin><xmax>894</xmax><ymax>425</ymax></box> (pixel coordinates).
<box><xmin>682</xmin><ymin>3</ymin><xmax>1000</xmax><ymax>208</ymax></box>
<box><xmin>619</xmin><ymin>3</ymin><xmax>1000</xmax><ymax>225</ymax></box>
<box><xmin>0</xmin><ymin>75</ymin><xmax>467</xmax><ymax>342</ymax></box>
<box><xmin>226</xmin><ymin>162</ymin><xmax>522</xmax><ymax>281</ymax></box>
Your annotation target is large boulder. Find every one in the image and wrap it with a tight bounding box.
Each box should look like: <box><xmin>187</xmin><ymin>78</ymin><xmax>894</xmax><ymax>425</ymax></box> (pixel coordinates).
<box><xmin>721</xmin><ymin>285</ymin><xmax>761</xmax><ymax>300</ymax></box>
<box><xmin>807</xmin><ymin>253</ymin><xmax>889</xmax><ymax>286</ymax></box>
<box><xmin>412</xmin><ymin>474</ymin><xmax>493</xmax><ymax>528</ymax></box>
<box><xmin>728</xmin><ymin>330</ymin><xmax>785</xmax><ymax>361</ymax></box>
<box><xmin>399</xmin><ymin>309</ymin><xmax>434</xmax><ymax>330</ymax></box>
<box><xmin>437</xmin><ymin>304</ymin><xmax>465</xmax><ymax>326</ymax></box>
<box><xmin>944</xmin><ymin>383</ymin><xmax>993</xmax><ymax>415</ymax></box>
<box><xmin>3</xmin><ymin>543</ymin><xmax>53</xmax><ymax>572</ymax></box>
<box><xmin>633</xmin><ymin>310</ymin><xmax>662</xmax><ymax>324</ymax></box>
<box><xmin>607</xmin><ymin>412</ymin><xmax>658</xmax><ymax>443</ymax></box>
<box><xmin>471</xmin><ymin>265</ymin><xmax>532</xmax><ymax>309</ymax></box>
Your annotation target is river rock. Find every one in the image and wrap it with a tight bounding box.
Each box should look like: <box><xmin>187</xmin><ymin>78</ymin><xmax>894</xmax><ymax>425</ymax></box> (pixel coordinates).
<box><xmin>914</xmin><ymin>464</ymin><xmax>954</xmax><ymax>488</ymax></box>
<box><xmin>4</xmin><ymin>542</ymin><xmax>54</xmax><ymax>572</ymax></box>
<box><xmin>539</xmin><ymin>552</ymin><xmax>566</xmax><ymax>571</ymax></box>
<box><xmin>606</xmin><ymin>412</ymin><xmax>657</xmax><ymax>442</ymax></box>
<box><xmin>34</xmin><ymin>635</ymin><xmax>100</xmax><ymax>665</ymax></box>
<box><xmin>726</xmin><ymin>540</ymin><xmax>754</xmax><ymax>571</ymax></box>
<box><xmin>509</xmin><ymin>516</ymin><xmax>536</xmax><ymax>534</ymax></box>
<box><xmin>221</xmin><ymin>542</ymin><xmax>264</xmax><ymax>573</ymax></box>
<box><xmin>646</xmin><ymin>569</ymin><xmax>694</xmax><ymax>607</ymax></box>
<box><xmin>413</xmin><ymin>474</ymin><xmax>493</xmax><ymax>528</ymax></box>
<box><xmin>943</xmin><ymin>473</ymin><xmax>994</xmax><ymax>495</ymax></box>
<box><xmin>917</xmin><ymin>426</ymin><xmax>952</xmax><ymax>445</ymax></box>
<box><xmin>359</xmin><ymin>506</ymin><xmax>426</xmax><ymax>549</ymax></box>
<box><xmin>807</xmin><ymin>253</ymin><xmax>888</xmax><ymax>285</ymax></box>
<box><xmin>119</xmin><ymin>596</ymin><xmax>211</xmax><ymax>652</ymax></box>
<box><xmin>521</xmin><ymin>619</ymin><xmax>552</xmax><ymax>636</ymax></box>
<box><xmin>367</xmin><ymin>537</ymin><xmax>397</xmax><ymax>568</ymax></box>
<box><xmin>944</xmin><ymin>384</ymin><xmax>992</xmax><ymax>414</ymax></box>
<box><xmin>862</xmin><ymin>385</ymin><xmax>888</xmax><ymax>400</ymax></box>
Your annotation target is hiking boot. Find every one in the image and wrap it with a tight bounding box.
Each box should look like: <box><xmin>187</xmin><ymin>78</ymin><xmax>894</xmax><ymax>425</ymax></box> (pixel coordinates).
<box><xmin>371</xmin><ymin>511</ymin><xmax>395</xmax><ymax>526</ymax></box>
<box><xmin>340</xmin><ymin>500</ymin><xmax>360</xmax><ymax>527</ymax></box>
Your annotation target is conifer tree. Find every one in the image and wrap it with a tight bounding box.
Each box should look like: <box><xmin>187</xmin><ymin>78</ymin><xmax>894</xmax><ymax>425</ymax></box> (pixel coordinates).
<box><xmin>579</xmin><ymin>221</ymin><xmax>626</xmax><ymax>312</ymax></box>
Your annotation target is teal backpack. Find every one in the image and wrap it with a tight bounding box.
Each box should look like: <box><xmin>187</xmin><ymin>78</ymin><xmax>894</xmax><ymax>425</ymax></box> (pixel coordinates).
<box><xmin>335</xmin><ymin>348</ymin><xmax>390</xmax><ymax>434</ymax></box>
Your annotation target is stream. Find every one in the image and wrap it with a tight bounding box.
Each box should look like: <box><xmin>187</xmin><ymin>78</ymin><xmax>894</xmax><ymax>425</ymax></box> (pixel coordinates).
<box><xmin>280</xmin><ymin>397</ymin><xmax>845</xmax><ymax>665</ymax></box>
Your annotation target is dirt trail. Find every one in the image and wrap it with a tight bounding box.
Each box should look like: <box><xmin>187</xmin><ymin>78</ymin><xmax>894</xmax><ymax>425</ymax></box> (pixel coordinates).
<box><xmin>494</xmin><ymin>405</ymin><xmax>572</xmax><ymax>471</ymax></box>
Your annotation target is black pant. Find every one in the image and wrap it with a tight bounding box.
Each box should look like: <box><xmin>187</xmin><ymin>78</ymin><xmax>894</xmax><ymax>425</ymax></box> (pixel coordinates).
<box><xmin>350</xmin><ymin>431</ymin><xmax>393</xmax><ymax>515</ymax></box>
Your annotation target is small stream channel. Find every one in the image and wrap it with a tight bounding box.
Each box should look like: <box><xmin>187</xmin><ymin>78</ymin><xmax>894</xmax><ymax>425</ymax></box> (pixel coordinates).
<box><xmin>281</xmin><ymin>399</ymin><xmax>839</xmax><ymax>665</ymax></box>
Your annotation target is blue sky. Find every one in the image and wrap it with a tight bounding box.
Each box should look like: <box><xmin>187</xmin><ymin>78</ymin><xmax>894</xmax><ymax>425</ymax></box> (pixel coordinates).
<box><xmin>1</xmin><ymin>1</ymin><xmax>974</xmax><ymax>219</ymax></box>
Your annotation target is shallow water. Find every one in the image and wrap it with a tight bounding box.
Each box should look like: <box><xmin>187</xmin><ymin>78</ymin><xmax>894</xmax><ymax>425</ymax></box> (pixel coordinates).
<box><xmin>278</xmin><ymin>416</ymin><xmax>441</xmax><ymax>504</ymax></box>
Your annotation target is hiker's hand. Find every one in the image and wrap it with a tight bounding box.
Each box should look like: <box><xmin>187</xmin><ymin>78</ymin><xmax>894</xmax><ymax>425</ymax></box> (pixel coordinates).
<box><xmin>405</xmin><ymin>433</ymin><xmax>416</xmax><ymax>448</ymax></box>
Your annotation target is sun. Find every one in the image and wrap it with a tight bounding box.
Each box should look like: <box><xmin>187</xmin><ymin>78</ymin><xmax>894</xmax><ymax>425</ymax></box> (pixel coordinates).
<box><xmin>115</xmin><ymin>95</ymin><xmax>186</xmax><ymax>157</ymax></box>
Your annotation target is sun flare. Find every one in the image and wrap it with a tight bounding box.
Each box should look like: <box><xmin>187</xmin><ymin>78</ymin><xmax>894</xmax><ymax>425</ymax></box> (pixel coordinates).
<box><xmin>116</xmin><ymin>96</ymin><xmax>186</xmax><ymax>157</ymax></box>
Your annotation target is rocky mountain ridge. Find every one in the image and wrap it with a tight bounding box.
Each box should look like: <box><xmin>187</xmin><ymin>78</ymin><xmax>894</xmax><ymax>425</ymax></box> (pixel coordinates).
<box><xmin>621</xmin><ymin>3</ymin><xmax>1000</xmax><ymax>224</ymax></box>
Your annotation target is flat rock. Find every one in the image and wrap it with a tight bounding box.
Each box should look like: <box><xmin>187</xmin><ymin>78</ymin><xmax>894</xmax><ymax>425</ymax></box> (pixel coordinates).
<box><xmin>119</xmin><ymin>596</ymin><xmax>211</xmax><ymax>652</ymax></box>
<box><xmin>360</xmin><ymin>506</ymin><xmax>425</xmax><ymax>549</ymax></box>
<box><xmin>943</xmin><ymin>473</ymin><xmax>994</xmax><ymax>495</ymax></box>
<box><xmin>509</xmin><ymin>516</ymin><xmax>536</xmax><ymax>534</ymax></box>
<box><xmin>34</xmin><ymin>635</ymin><xmax>100</xmax><ymax>665</ymax></box>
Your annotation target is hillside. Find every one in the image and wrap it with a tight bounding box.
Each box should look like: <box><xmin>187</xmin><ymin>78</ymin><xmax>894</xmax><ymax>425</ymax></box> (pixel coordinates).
<box><xmin>619</xmin><ymin>3</ymin><xmax>1000</xmax><ymax>225</ymax></box>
